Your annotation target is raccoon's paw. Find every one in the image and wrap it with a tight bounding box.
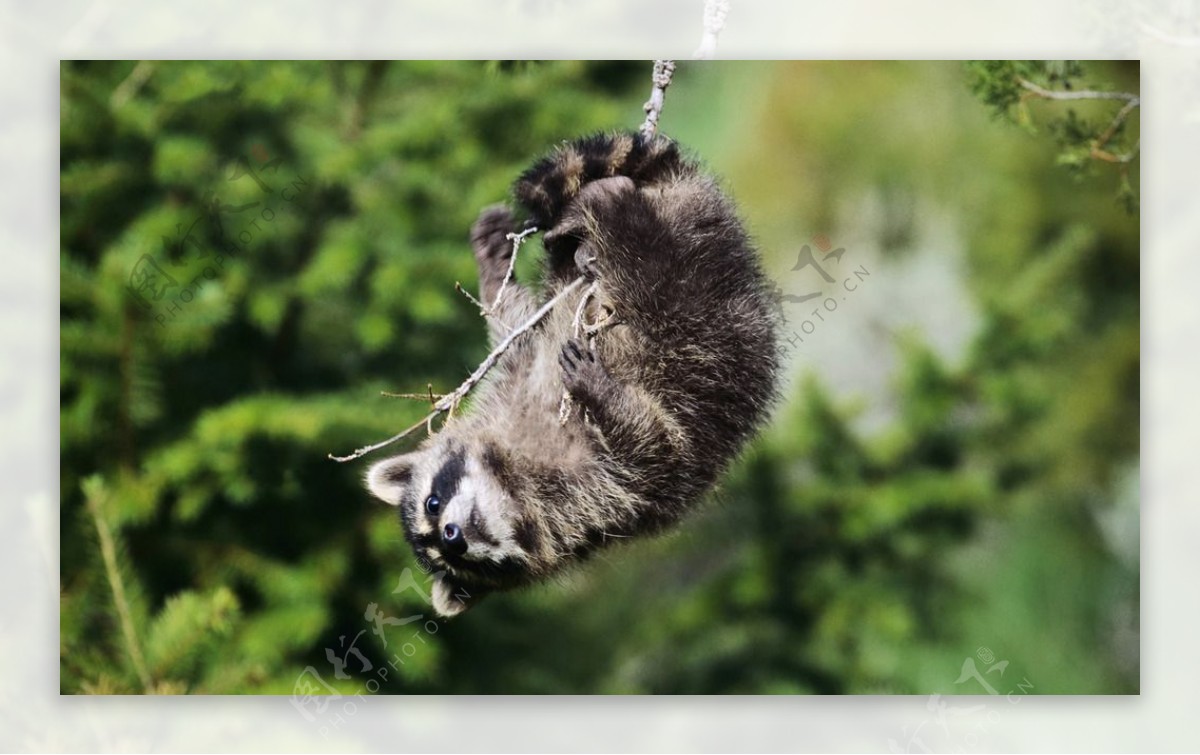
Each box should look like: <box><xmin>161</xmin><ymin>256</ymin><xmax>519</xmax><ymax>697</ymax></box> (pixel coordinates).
<box><xmin>471</xmin><ymin>205</ymin><xmax>516</xmax><ymax>270</ymax></box>
<box><xmin>558</xmin><ymin>337</ymin><xmax>611</xmax><ymax>404</ymax></box>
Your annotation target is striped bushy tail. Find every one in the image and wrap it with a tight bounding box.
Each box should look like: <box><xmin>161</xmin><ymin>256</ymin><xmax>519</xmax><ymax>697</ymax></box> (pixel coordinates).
<box><xmin>513</xmin><ymin>131</ymin><xmax>685</xmax><ymax>229</ymax></box>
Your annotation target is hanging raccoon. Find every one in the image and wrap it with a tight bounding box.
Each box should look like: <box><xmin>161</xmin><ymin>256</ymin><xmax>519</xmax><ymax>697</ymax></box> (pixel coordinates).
<box><xmin>366</xmin><ymin>132</ymin><xmax>781</xmax><ymax>616</ymax></box>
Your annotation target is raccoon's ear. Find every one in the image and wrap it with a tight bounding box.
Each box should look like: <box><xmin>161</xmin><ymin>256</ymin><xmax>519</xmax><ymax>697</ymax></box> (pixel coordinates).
<box><xmin>365</xmin><ymin>453</ymin><xmax>419</xmax><ymax>506</ymax></box>
<box><xmin>431</xmin><ymin>574</ymin><xmax>488</xmax><ymax>618</ymax></box>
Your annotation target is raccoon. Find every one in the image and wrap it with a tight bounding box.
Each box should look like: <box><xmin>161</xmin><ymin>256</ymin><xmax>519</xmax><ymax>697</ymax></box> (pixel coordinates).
<box><xmin>366</xmin><ymin>132</ymin><xmax>780</xmax><ymax>616</ymax></box>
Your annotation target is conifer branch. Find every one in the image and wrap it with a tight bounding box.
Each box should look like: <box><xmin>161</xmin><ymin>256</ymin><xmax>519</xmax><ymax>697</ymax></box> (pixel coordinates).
<box><xmin>1092</xmin><ymin>99</ymin><xmax>1141</xmax><ymax>162</ymax></box>
<box><xmin>1017</xmin><ymin>77</ymin><xmax>1141</xmax><ymax>164</ymax></box>
<box><xmin>110</xmin><ymin>61</ymin><xmax>156</xmax><ymax>109</ymax></box>
<box><xmin>85</xmin><ymin>482</ymin><xmax>154</xmax><ymax>693</ymax></box>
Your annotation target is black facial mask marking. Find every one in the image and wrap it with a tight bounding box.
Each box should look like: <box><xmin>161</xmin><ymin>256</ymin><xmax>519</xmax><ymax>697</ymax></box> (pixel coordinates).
<box><xmin>429</xmin><ymin>448</ymin><xmax>466</xmax><ymax>514</ymax></box>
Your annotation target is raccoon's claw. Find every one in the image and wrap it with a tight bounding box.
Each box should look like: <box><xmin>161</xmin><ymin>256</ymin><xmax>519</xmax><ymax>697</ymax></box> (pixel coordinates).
<box><xmin>471</xmin><ymin>205</ymin><xmax>516</xmax><ymax>267</ymax></box>
<box><xmin>559</xmin><ymin>337</ymin><xmax>608</xmax><ymax>401</ymax></box>
<box><xmin>558</xmin><ymin>336</ymin><xmax>592</xmax><ymax>372</ymax></box>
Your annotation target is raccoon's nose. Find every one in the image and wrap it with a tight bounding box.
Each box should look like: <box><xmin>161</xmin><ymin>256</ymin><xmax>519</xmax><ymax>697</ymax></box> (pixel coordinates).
<box><xmin>441</xmin><ymin>523</ymin><xmax>468</xmax><ymax>556</ymax></box>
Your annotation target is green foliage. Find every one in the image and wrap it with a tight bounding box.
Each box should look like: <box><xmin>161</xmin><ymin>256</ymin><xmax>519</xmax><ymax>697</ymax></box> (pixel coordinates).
<box><xmin>60</xmin><ymin>61</ymin><xmax>1137</xmax><ymax>696</ymax></box>
<box><xmin>966</xmin><ymin>60</ymin><xmax>1086</xmax><ymax>118</ymax></box>
<box><xmin>964</xmin><ymin>60</ymin><xmax>1140</xmax><ymax>211</ymax></box>
<box><xmin>60</xmin><ymin>60</ymin><xmax>637</xmax><ymax>694</ymax></box>
<box><xmin>145</xmin><ymin>587</ymin><xmax>240</xmax><ymax>683</ymax></box>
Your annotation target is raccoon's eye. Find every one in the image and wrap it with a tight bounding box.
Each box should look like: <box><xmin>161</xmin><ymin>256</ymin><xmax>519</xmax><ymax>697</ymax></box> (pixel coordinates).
<box><xmin>425</xmin><ymin>495</ymin><xmax>441</xmax><ymax>516</ymax></box>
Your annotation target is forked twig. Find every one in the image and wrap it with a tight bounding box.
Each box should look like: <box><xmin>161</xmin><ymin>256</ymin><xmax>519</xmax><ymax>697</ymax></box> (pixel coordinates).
<box><xmin>557</xmin><ymin>280</ymin><xmax>618</xmax><ymax>424</ymax></box>
<box><xmin>330</xmin><ymin>275</ymin><xmax>588</xmax><ymax>462</ymax></box>
<box><xmin>493</xmin><ymin>227</ymin><xmax>536</xmax><ymax>310</ymax></box>
<box><xmin>455</xmin><ymin>282</ymin><xmax>511</xmax><ymax>331</ymax></box>
<box><xmin>381</xmin><ymin>383</ymin><xmax>444</xmax><ymax>405</ymax></box>
<box><xmin>1017</xmin><ymin>77</ymin><xmax>1141</xmax><ymax>164</ymax></box>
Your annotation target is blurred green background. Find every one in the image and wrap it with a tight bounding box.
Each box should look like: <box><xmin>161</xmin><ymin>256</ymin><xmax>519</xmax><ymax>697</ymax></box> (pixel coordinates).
<box><xmin>60</xmin><ymin>60</ymin><xmax>1139</xmax><ymax>695</ymax></box>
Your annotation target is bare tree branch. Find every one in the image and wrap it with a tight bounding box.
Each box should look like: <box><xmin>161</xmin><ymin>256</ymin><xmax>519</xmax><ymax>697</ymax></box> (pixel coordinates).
<box><xmin>1093</xmin><ymin>137</ymin><xmax>1140</xmax><ymax>164</ymax></box>
<box><xmin>493</xmin><ymin>227</ymin><xmax>536</xmax><ymax>310</ymax></box>
<box><xmin>640</xmin><ymin>60</ymin><xmax>677</xmax><ymax>138</ymax></box>
<box><xmin>558</xmin><ymin>280</ymin><xmax>599</xmax><ymax>423</ymax></box>
<box><xmin>85</xmin><ymin>482</ymin><xmax>154</xmax><ymax>693</ymax></box>
<box><xmin>455</xmin><ymin>281</ymin><xmax>511</xmax><ymax>331</ymax></box>
<box><xmin>1093</xmin><ymin>97</ymin><xmax>1141</xmax><ymax>156</ymax></box>
<box><xmin>381</xmin><ymin>383</ymin><xmax>444</xmax><ymax>404</ymax></box>
<box><xmin>1018</xmin><ymin>78</ymin><xmax>1138</xmax><ymax>103</ymax></box>
<box><xmin>1017</xmin><ymin>77</ymin><xmax>1140</xmax><ymax>165</ymax></box>
<box><xmin>330</xmin><ymin>276</ymin><xmax>588</xmax><ymax>462</ymax></box>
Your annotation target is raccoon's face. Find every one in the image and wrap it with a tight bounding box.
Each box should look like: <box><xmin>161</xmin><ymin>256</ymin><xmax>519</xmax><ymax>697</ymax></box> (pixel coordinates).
<box><xmin>366</xmin><ymin>439</ymin><xmax>534</xmax><ymax>617</ymax></box>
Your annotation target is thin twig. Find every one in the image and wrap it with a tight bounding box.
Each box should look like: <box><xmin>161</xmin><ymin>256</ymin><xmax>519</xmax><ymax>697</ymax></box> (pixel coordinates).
<box><xmin>571</xmin><ymin>280</ymin><xmax>600</xmax><ymax>335</ymax></box>
<box><xmin>559</xmin><ymin>281</ymin><xmax>600</xmax><ymax>423</ymax></box>
<box><xmin>456</xmin><ymin>227</ymin><xmax>537</xmax><ymax>332</ymax></box>
<box><xmin>330</xmin><ymin>410</ymin><xmax>441</xmax><ymax>463</ymax></box>
<box><xmin>436</xmin><ymin>275</ymin><xmax>586</xmax><ymax>414</ymax></box>
<box><xmin>330</xmin><ymin>276</ymin><xmax>588</xmax><ymax>462</ymax></box>
<box><xmin>455</xmin><ymin>282</ymin><xmax>511</xmax><ymax>331</ymax></box>
<box><xmin>493</xmin><ymin>227</ymin><xmax>536</xmax><ymax>310</ymax></box>
<box><xmin>640</xmin><ymin>60</ymin><xmax>677</xmax><ymax>138</ymax></box>
<box><xmin>584</xmin><ymin>304</ymin><xmax>618</xmax><ymax>336</ymax></box>
<box><xmin>1093</xmin><ymin>137</ymin><xmax>1140</xmax><ymax>164</ymax></box>
<box><xmin>85</xmin><ymin>484</ymin><xmax>154</xmax><ymax>693</ymax></box>
<box><xmin>1092</xmin><ymin>97</ymin><xmax>1141</xmax><ymax>159</ymax></box>
<box><xmin>693</xmin><ymin>0</ymin><xmax>731</xmax><ymax>59</ymax></box>
<box><xmin>381</xmin><ymin>385</ymin><xmax>445</xmax><ymax>405</ymax></box>
<box><xmin>455</xmin><ymin>281</ymin><xmax>486</xmax><ymax>311</ymax></box>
